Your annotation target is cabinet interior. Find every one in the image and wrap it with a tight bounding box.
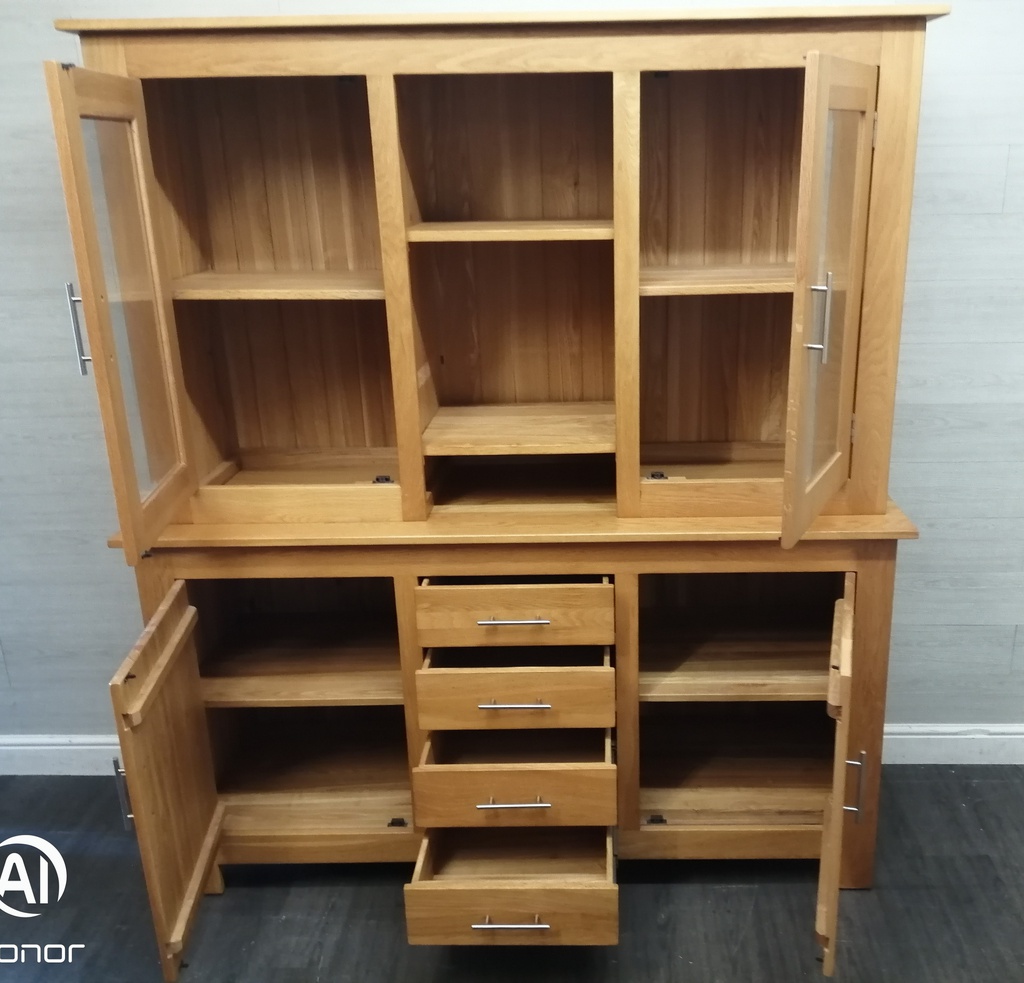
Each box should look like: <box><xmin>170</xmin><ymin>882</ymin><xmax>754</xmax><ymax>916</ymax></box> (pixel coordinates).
<box><xmin>176</xmin><ymin>300</ymin><xmax>398</xmax><ymax>489</ymax></box>
<box><xmin>190</xmin><ymin>577</ymin><xmax>401</xmax><ymax>707</ymax></box>
<box><xmin>144</xmin><ymin>76</ymin><xmax>381</xmax><ymax>282</ymax></box>
<box><xmin>640</xmin><ymin>294</ymin><xmax>792</xmax><ymax>481</ymax></box>
<box><xmin>207</xmin><ymin>704</ymin><xmax>407</xmax><ymax>806</ymax></box>
<box><xmin>639</xmin><ymin>702</ymin><xmax>833</xmax><ymax>827</ymax></box>
<box><xmin>638</xmin><ymin>572</ymin><xmax>842</xmax><ymax>702</ymax></box>
<box><xmin>396</xmin><ymin>73</ymin><xmax>613</xmax><ymax>224</ymax></box>
<box><xmin>640</xmin><ymin>69</ymin><xmax>803</xmax><ymax>277</ymax></box>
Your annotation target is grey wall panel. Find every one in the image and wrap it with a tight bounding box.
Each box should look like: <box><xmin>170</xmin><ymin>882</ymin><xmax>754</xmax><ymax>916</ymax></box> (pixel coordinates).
<box><xmin>0</xmin><ymin>0</ymin><xmax>1021</xmax><ymax>761</ymax></box>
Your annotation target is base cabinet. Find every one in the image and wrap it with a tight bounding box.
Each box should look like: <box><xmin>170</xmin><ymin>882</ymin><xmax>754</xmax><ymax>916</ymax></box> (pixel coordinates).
<box><xmin>112</xmin><ymin>556</ymin><xmax>874</xmax><ymax>979</ymax></box>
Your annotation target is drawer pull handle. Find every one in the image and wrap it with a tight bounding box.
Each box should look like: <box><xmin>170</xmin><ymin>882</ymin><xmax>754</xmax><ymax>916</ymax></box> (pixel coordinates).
<box><xmin>476</xmin><ymin>618</ymin><xmax>551</xmax><ymax>626</ymax></box>
<box><xmin>478</xmin><ymin>699</ymin><xmax>553</xmax><ymax>710</ymax></box>
<box><xmin>476</xmin><ymin>796</ymin><xmax>551</xmax><ymax>810</ymax></box>
<box><xmin>472</xmin><ymin>915</ymin><xmax>551</xmax><ymax>931</ymax></box>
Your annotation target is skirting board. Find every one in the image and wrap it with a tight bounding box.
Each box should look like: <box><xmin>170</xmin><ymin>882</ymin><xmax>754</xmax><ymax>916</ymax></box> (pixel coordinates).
<box><xmin>0</xmin><ymin>735</ymin><xmax>121</xmax><ymax>775</ymax></box>
<box><xmin>1</xmin><ymin>727</ymin><xmax>1024</xmax><ymax>774</ymax></box>
<box><xmin>882</xmin><ymin>724</ymin><xmax>1024</xmax><ymax>765</ymax></box>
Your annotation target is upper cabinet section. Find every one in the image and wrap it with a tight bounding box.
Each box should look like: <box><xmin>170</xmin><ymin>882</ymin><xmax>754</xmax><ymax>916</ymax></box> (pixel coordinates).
<box><xmin>50</xmin><ymin>9</ymin><xmax>941</xmax><ymax>554</ymax></box>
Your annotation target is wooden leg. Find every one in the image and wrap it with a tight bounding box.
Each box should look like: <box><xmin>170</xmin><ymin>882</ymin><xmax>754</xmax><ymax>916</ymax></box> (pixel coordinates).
<box><xmin>158</xmin><ymin>948</ymin><xmax>183</xmax><ymax>983</ymax></box>
<box><xmin>204</xmin><ymin>863</ymin><xmax>225</xmax><ymax>896</ymax></box>
<box><xmin>841</xmin><ymin>540</ymin><xmax>897</xmax><ymax>888</ymax></box>
<box><xmin>615</xmin><ymin>572</ymin><xmax>640</xmax><ymax>830</ymax></box>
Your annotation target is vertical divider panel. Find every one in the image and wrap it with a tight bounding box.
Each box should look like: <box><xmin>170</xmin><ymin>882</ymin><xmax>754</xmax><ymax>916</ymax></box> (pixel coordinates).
<box><xmin>393</xmin><ymin>574</ymin><xmax>426</xmax><ymax>774</ymax></box>
<box><xmin>613</xmin><ymin>73</ymin><xmax>643</xmax><ymax>517</ymax></box>
<box><xmin>367</xmin><ymin>75</ymin><xmax>435</xmax><ymax>519</ymax></box>
<box><xmin>614</xmin><ymin>571</ymin><xmax>640</xmax><ymax>829</ymax></box>
<box><xmin>848</xmin><ymin>25</ymin><xmax>927</xmax><ymax>513</ymax></box>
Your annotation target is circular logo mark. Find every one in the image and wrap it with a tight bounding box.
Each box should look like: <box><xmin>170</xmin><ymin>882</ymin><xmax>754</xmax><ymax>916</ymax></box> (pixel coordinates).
<box><xmin>0</xmin><ymin>836</ymin><xmax>67</xmax><ymax>918</ymax></box>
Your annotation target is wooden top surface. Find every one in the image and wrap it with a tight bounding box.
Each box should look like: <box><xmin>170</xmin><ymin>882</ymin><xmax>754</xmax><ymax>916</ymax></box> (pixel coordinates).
<box><xmin>122</xmin><ymin>501</ymin><xmax>917</xmax><ymax>551</ymax></box>
<box><xmin>57</xmin><ymin>6</ymin><xmax>950</xmax><ymax>34</ymax></box>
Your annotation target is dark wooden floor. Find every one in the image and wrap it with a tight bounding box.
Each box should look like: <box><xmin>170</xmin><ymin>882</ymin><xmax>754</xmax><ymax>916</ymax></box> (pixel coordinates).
<box><xmin>1</xmin><ymin>766</ymin><xmax>1022</xmax><ymax>982</ymax></box>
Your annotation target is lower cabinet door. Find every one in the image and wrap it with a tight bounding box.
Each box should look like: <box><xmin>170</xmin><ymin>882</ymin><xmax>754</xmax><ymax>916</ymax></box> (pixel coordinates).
<box><xmin>110</xmin><ymin>580</ymin><xmax>223</xmax><ymax>983</ymax></box>
<box><xmin>405</xmin><ymin>828</ymin><xmax>618</xmax><ymax>945</ymax></box>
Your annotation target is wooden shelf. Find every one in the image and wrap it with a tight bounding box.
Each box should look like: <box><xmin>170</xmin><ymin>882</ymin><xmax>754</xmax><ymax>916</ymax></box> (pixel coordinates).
<box><xmin>639</xmin><ymin>263</ymin><xmax>795</xmax><ymax>296</ymax></box>
<box><xmin>407</xmin><ymin>220</ymin><xmax>614</xmax><ymax>243</ymax></box>
<box><xmin>200</xmin><ymin>615</ymin><xmax>402</xmax><ymax>708</ymax></box>
<box><xmin>639</xmin><ymin>631</ymin><xmax>830</xmax><ymax>702</ymax></box>
<box><xmin>171</xmin><ymin>270</ymin><xmax>386</xmax><ymax>301</ymax></box>
<box><xmin>422</xmin><ymin>402</ymin><xmax>615</xmax><ymax>456</ymax></box>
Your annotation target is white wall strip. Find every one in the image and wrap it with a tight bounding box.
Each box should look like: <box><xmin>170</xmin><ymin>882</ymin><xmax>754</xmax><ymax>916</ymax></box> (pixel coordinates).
<box><xmin>0</xmin><ymin>735</ymin><xmax>121</xmax><ymax>775</ymax></box>
<box><xmin>882</xmin><ymin>724</ymin><xmax>1024</xmax><ymax>765</ymax></box>
<box><xmin>2</xmin><ymin>725</ymin><xmax>1024</xmax><ymax>774</ymax></box>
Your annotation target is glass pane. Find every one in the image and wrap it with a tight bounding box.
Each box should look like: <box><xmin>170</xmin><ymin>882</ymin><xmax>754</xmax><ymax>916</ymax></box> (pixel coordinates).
<box><xmin>803</xmin><ymin>108</ymin><xmax>860</xmax><ymax>483</ymax></box>
<box><xmin>81</xmin><ymin>118</ymin><xmax>177</xmax><ymax>499</ymax></box>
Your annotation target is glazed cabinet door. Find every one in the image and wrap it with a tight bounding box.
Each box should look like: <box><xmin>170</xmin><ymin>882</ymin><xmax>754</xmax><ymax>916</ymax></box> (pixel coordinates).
<box><xmin>781</xmin><ymin>54</ymin><xmax>878</xmax><ymax>548</ymax></box>
<box><xmin>45</xmin><ymin>63</ymin><xmax>194</xmax><ymax>562</ymax></box>
<box><xmin>110</xmin><ymin>581</ymin><xmax>223</xmax><ymax>983</ymax></box>
<box><xmin>816</xmin><ymin>572</ymin><xmax>856</xmax><ymax>975</ymax></box>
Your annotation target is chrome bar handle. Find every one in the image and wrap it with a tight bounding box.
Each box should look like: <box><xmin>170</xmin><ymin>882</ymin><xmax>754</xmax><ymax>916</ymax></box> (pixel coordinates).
<box><xmin>65</xmin><ymin>282</ymin><xmax>92</xmax><ymax>376</ymax></box>
<box><xmin>476</xmin><ymin>618</ymin><xmax>551</xmax><ymax>626</ymax></box>
<box><xmin>805</xmin><ymin>270</ymin><xmax>834</xmax><ymax>365</ymax></box>
<box><xmin>842</xmin><ymin>750</ymin><xmax>866</xmax><ymax>823</ymax></box>
<box><xmin>472</xmin><ymin>915</ymin><xmax>551</xmax><ymax>931</ymax></box>
<box><xmin>478</xmin><ymin>700</ymin><xmax>553</xmax><ymax>710</ymax></box>
<box><xmin>476</xmin><ymin>796</ymin><xmax>552</xmax><ymax>810</ymax></box>
<box><xmin>113</xmin><ymin>758</ymin><xmax>135</xmax><ymax>832</ymax></box>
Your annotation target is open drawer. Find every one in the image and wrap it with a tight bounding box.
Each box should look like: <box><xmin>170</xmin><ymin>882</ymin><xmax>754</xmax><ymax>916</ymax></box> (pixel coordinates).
<box><xmin>405</xmin><ymin>828</ymin><xmax>618</xmax><ymax>945</ymax></box>
<box><xmin>413</xmin><ymin>730</ymin><xmax>616</xmax><ymax>827</ymax></box>
<box><xmin>416</xmin><ymin>646</ymin><xmax>615</xmax><ymax>730</ymax></box>
<box><xmin>414</xmin><ymin>576</ymin><xmax>614</xmax><ymax>647</ymax></box>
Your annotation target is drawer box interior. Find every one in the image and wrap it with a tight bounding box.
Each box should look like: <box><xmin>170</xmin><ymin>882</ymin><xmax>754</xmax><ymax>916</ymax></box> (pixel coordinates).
<box><xmin>405</xmin><ymin>827</ymin><xmax>618</xmax><ymax>946</ymax></box>
<box><xmin>423</xmin><ymin>646</ymin><xmax>610</xmax><ymax>670</ymax></box>
<box><xmin>422</xmin><ymin>729</ymin><xmax>611</xmax><ymax>767</ymax></box>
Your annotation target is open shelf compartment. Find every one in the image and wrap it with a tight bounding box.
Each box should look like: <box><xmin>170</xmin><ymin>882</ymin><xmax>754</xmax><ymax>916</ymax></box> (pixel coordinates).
<box><xmin>639</xmin><ymin>69</ymin><xmax>802</xmax><ymax>291</ymax></box>
<box><xmin>638</xmin><ymin>572</ymin><xmax>842</xmax><ymax>702</ymax></box>
<box><xmin>639</xmin><ymin>293</ymin><xmax>791</xmax><ymax>517</ymax></box>
<box><xmin>396</xmin><ymin>73</ymin><xmax>612</xmax><ymax>225</ymax></box>
<box><xmin>175</xmin><ymin>299</ymin><xmax>401</xmax><ymax>522</ymax></box>
<box><xmin>639</xmin><ymin>702</ymin><xmax>833</xmax><ymax>828</ymax></box>
<box><xmin>211</xmin><ymin>704</ymin><xmax>417</xmax><ymax>863</ymax></box>
<box><xmin>144</xmin><ymin>76</ymin><xmax>381</xmax><ymax>287</ymax></box>
<box><xmin>192</xmin><ymin>577</ymin><xmax>401</xmax><ymax>707</ymax></box>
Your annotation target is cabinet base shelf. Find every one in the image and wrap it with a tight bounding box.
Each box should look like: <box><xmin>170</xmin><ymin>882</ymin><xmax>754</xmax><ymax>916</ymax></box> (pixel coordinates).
<box><xmin>218</xmin><ymin>793</ymin><xmax>419</xmax><ymax>864</ymax></box>
<box><xmin>618</xmin><ymin>824</ymin><xmax>822</xmax><ymax>860</ymax></box>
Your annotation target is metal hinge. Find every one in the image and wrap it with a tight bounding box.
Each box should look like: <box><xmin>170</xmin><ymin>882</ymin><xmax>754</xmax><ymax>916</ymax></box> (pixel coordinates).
<box><xmin>645</xmin><ymin>814</ymin><xmax>667</xmax><ymax>825</ymax></box>
<box><xmin>373</xmin><ymin>475</ymin><xmax>394</xmax><ymax>484</ymax></box>
<box><xmin>387</xmin><ymin>817</ymin><xmax>408</xmax><ymax>828</ymax></box>
<box><xmin>60</xmin><ymin>62</ymin><xmax>76</xmax><ymax>70</ymax></box>
<box><xmin>871</xmin><ymin>112</ymin><xmax>878</xmax><ymax>149</ymax></box>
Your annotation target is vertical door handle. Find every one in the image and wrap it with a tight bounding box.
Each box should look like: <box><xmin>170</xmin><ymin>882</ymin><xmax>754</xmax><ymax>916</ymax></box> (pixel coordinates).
<box><xmin>113</xmin><ymin>758</ymin><xmax>135</xmax><ymax>832</ymax></box>
<box><xmin>65</xmin><ymin>281</ymin><xmax>92</xmax><ymax>376</ymax></box>
<box><xmin>842</xmin><ymin>750</ymin><xmax>866</xmax><ymax>823</ymax></box>
<box><xmin>805</xmin><ymin>270</ymin><xmax>834</xmax><ymax>364</ymax></box>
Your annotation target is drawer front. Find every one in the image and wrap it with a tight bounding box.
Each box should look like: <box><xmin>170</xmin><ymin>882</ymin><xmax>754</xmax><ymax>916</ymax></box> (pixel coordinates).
<box><xmin>414</xmin><ymin>583</ymin><xmax>615</xmax><ymax>647</ymax></box>
<box><xmin>415</xmin><ymin>665</ymin><xmax>615</xmax><ymax>730</ymax></box>
<box><xmin>413</xmin><ymin>765</ymin><xmax>617</xmax><ymax>827</ymax></box>
<box><xmin>405</xmin><ymin>884</ymin><xmax>618</xmax><ymax>945</ymax></box>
